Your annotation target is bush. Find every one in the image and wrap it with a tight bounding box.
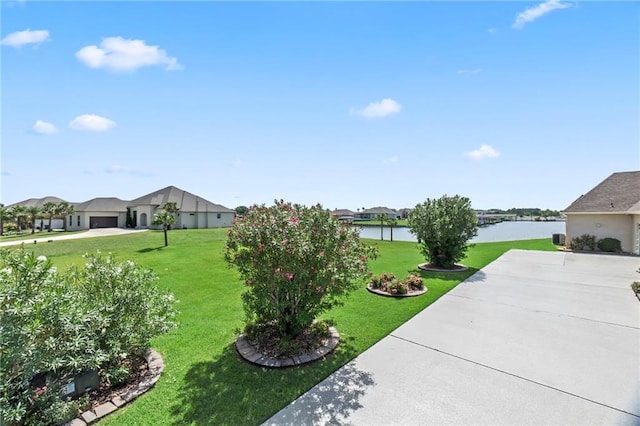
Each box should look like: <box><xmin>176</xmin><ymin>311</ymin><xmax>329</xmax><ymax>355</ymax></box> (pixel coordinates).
<box><xmin>407</xmin><ymin>195</ymin><xmax>478</xmax><ymax>269</ymax></box>
<box><xmin>369</xmin><ymin>272</ymin><xmax>425</xmax><ymax>294</ymax></box>
<box><xmin>631</xmin><ymin>281</ymin><xmax>640</xmax><ymax>295</ymax></box>
<box><xmin>0</xmin><ymin>249</ymin><xmax>177</xmax><ymax>425</ymax></box>
<box><xmin>225</xmin><ymin>200</ymin><xmax>377</xmax><ymax>339</ymax></box>
<box><xmin>570</xmin><ymin>234</ymin><xmax>597</xmax><ymax>251</ymax></box>
<box><xmin>597</xmin><ymin>237</ymin><xmax>622</xmax><ymax>253</ymax></box>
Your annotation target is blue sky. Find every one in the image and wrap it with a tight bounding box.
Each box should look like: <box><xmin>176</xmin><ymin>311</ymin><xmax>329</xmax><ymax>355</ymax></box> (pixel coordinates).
<box><xmin>2</xmin><ymin>1</ymin><xmax>638</xmax><ymax>211</ymax></box>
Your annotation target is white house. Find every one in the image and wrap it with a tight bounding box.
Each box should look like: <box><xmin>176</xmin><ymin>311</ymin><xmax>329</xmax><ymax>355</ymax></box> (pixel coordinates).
<box><xmin>564</xmin><ymin>171</ymin><xmax>640</xmax><ymax>254</ymax></box>
<box><xmin>67</xmin><ymin>198</ymin><xmax>129</xmax><ymax>231</ymax></box>
<box><xmin>128</xmin><ymin>186</ymin><xmax>235</xmax><ymax>229</ymax></box>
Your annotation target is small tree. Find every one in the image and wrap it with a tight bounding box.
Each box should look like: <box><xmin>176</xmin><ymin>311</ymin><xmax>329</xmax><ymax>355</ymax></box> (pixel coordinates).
<box><xmin>408</xmin><ymin>195</ymin><xmax>478</xmax><ymax>269</ymax></box>
<box><xmin>10</xmin><ymin>205</ymin><xmax>27</xmax><ymax>233</ymax></box>
<box><xmin>57</xmin><ymin>201</ymin><xmax>74</xmax><ymax>232</ymax></box>
<box><xmin>225</xmin><ymin>200</ymin><xmax>377</xmax><ymax>339</ymax></box>
<box><xmin>0</xmin><ymin>204</ymin><xmax>8</xmax><ymax>236</ymax></box>
<box><xmin>235</xmin><ymin>205</ymin><xmax>249</xmax><ymax>217</ymax></box>
<box><xmin>152</xmin><ymin>209</ymin><xmax>176</xmax><ymax>247</ymax></box>
<box><xmin>26</xmin><ymin>206</ymin><xmax>42</xmax><ymax>234</ymax></box>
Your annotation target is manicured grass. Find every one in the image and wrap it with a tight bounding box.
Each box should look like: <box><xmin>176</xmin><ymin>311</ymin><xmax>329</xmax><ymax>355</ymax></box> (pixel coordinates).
<box><xmin>18</xmin><ymin>229</ymin><xmax>555</xmax><ymax>425</ymax></box>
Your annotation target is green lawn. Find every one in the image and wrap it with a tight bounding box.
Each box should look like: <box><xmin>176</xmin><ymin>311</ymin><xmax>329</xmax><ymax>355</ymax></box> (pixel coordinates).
<box><xmin>19</xmin><ymin>229</ymin><xmax>555</xmax><ymax>425</ymax></box>
<box><xmin>0</xmin><ymin>229</ymin><xmax>86</xmax><ymax>243</ymax></box>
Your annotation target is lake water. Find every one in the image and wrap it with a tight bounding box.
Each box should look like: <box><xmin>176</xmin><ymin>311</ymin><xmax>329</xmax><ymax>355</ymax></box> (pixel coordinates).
<box><xmin>358</xmin><ymin>221</ymin><xmax>566</xmax><ymax>243</ymax></box>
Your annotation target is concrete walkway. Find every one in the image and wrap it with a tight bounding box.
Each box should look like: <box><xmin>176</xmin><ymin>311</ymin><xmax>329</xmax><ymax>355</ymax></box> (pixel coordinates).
<box><xmin>0</xmin><ymin>228</ymin><xmax>148</xmax><ymax>247</ymax></box>
<box><xmin>265</xmin><ymin>250</ymin><xmax>640</xmax><ymax>425</ymax></box>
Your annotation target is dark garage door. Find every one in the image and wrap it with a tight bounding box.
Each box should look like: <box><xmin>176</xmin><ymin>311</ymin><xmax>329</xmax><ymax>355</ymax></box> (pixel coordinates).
<box><xmin>90</xmin><ymin>216</ymin><xmax>118</xmax><ymax>228</ymax></box>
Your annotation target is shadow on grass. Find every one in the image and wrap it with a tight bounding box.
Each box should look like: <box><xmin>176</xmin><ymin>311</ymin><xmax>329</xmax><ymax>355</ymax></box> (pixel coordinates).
<box><xmin>137</xmin><ymin>246</ymin><xmax>166</xmax><ymax>253</ymax></box>
<box><xmin>411</xmin><ymin>267</ymin><xmax>481</xmax><ymax>283</ymax></box>
<box><xmin>172</xmin><ymin>337</ymin><xmax>366</xmax><ymax>425</ymax></box>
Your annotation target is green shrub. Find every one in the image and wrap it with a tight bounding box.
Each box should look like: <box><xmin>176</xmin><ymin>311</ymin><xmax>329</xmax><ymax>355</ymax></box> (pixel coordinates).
<box><xmin>570</xmin><ymin>234</ymin><xmax>597</xmax><ymax>251</ymax></box>
<box><xmin>408</xmin><ymin>195</ymin><xmax>478</xmax><ymax>269</ymax></box>
<box><xmin>596</xmin><ymin>237</ymin><xmax>622</xmax><ymax>253</ymax></box>
<box><xmin>0</xmin><ymin>249</ymin><xmax>178</xmax><ymax>425</ymax></box>
<box><xmin>631</xmin><ymin>281</ymin><xmax>640</xmax><ymax>295</ymax></box>
<box><xmin>225</xmin><ymin>200</ymin><xmax>377</xmax><ymax>339</ymax></box>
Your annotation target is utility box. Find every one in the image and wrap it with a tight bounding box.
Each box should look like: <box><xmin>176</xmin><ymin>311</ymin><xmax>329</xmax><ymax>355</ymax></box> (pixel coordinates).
<box><xmin>62</xmin><ymin>370</ymin><xmax>100</xmax><ymax>398</ymax></box>
<box><xmin>552</xmin><ymin>233</ymin><xmax>566</xmax><ymax>245</ymax></box>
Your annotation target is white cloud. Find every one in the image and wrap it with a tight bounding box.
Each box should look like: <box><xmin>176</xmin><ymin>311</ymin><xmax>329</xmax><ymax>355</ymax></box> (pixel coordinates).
<box><xmin>352</xmin><ymin>98</ymin><xmax>402</xmax><ymax>118</ymax></box>
<box><xmin>76</xmin><ymin>36</ymin><xmax>183</xmax><ymax>72</ymax></box>
<box><xmin>465</xmin><ymin>144</ymin><xmax>500</xmax><ymax>160</ymax></box>
<box><xmin>1</xmin><ymin>29</ymin><xmax>50</xmax><ymax>48</ymax></box>
<box><xmin>32</xmin><ymin>120</ymin><xmax>58</xmax><ymax>135</ymax></box>
<box><xmin>383</xmin><ymin>155</ymin><xmax>399</xmax><ymax>164</ymax></box>
<box><xmin>69</xmin><ymin>114</ymin><xmax>116</xmax><ymax>132</ymax></box>
<box><xmin>105</xmin><ymin>165</ymin><xmax>151</xmax><ymax>177</ymax></box>
<box><xmin>457</xmin><ymin>68</ymin><xmax>483</xmax><ymax>75</ymax></box>
<box><xmin>488</xmin><ymin>28</ymin><xmax>497</xmax><ymax>34</ymax></box>
<box><xmin>513</xmin><ymin>0</ymin><xmax>572</xmax><ymax>29</ymax></box>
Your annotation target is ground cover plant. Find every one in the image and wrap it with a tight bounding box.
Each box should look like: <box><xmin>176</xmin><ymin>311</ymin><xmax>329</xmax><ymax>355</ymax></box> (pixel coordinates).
<box><xmin>14</xmin><ymin>229</ymin><xmax>555</xmax><ymax>425</ymax></box>
<box><xmin>369</xmin><ymin>272</ymin><xmax>424</xmax><ymax>295</ymax></box>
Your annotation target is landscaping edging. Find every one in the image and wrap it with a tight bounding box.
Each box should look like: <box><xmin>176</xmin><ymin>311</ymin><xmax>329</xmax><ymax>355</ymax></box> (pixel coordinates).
<box><xmin>366</xmin><ymin>284</ymin><xmax>427</xmax><ymax>298</ymax></box>
<box><xmin>235</xmin><ymin>327</ymin><xmax>340</xmax><ymax>368</ymax></box>
<box><xmin>66</xmin><ymin>350</ymin><xmax>164</xmax><ymax>426</ymax></box>
<box><xmin>418</xmin><ymin>263</ymin><xmax>469</xmax><ymax>272</ymax></box>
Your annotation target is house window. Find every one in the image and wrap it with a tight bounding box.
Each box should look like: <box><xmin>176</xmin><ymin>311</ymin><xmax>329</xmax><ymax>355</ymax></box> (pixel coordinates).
<box><xmin>217</xmin><ymin>213</ymin><xmax>221</xmax><ymax>219</ymax></box>
<box><xmin>77</xmin><ymin>216</ymin><xmax>80</xmax><ymax>226</ymax></box>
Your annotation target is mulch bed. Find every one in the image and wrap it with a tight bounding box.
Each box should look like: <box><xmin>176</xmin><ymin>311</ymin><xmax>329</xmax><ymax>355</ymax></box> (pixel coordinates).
<box><xmin>87</xmin><ymin>357</ymin><xmax>148</xmax><ymax>408</ymax></box>
<box><xmin>366</xmin><ymin>284</ymin><xmax>427</xmax><ymax>298</ymax></box>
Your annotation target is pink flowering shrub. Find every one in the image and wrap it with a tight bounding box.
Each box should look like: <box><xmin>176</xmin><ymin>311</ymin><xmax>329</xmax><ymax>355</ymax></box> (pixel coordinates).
<box><xmin>369</xmin><ymin>272</ymin><xmax>425</xmax><ymax>295</ymax></box>
<box><xmin>225</xmin><ymin>200</ymin><xmax>377</xmax><ymax>338</ymax></box>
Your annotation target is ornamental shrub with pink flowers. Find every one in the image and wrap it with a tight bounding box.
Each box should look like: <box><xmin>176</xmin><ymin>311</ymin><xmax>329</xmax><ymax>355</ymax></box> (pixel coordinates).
<box><xmin>225</xmin><ymin>200</ymin><xmax>377</xmax><ymax>340</ymax></box>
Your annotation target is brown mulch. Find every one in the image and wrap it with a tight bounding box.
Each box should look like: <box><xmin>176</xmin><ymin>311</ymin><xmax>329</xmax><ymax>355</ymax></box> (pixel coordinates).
<box><xmin>87</xmin><ymin>357</ymin><xmax>148</xmax><ymax>408</ymax></box>
<box><xmin>247</xmin><ymin>324</ymin><xmax>329</xmax><ymax>359</ymax></box>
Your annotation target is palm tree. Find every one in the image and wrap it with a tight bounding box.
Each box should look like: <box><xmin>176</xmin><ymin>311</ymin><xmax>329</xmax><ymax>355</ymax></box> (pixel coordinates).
<box><xmin>152</xmin><ymin>209</ymin><xmax>176</xmax><ymax>247</ymax></box>
<box><xmin>26</xmin><ymin>206</ymin><xmax>42</xmax><ymax>234</ymax></box>
<box><xmin>376</xmin><ymin>213</ymin><xmax>385</xmax><ymax>241</ymax></box>
<box><xmin>10</xmin><ymin>205</ymin><xmax>27</xmax><ymax>233</ymax></box>
<box><xmin>0</xmin><ymin>204</ymin><xmax>8</xmax><ymax>236</ymax></box>
<box><xmin>57</xmin><ymin>201</ymin><xmax>75</xmax><ymax>232</ymax></box>
<box><xmin>42</xmin><ymin>201</ymin><xmax>58</xmax><ymax>232</ymax></box>
<box><xmin>386</xmin><ymin>217</ymin><xmax>398</xmax><ymax>242</ymax></box>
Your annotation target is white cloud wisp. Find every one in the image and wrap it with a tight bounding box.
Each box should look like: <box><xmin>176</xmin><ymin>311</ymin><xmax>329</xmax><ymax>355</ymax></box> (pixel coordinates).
<box><xmin>76</xmin><ymin>36</ymin><xmax>183</xmax><ymax>72</ymax></box>
<box><xmin>465</xmin><ymin>144</ymin><xmax>500</xmax><ymax>160</ymax></box>
<box><xmin>1</xmin><ymin>29</ymin><xmax>50</xmax><ymax>48</ymax></box>
<box><xmin>513</xmin><ymin>0</ymin><xmax>572</xmax><ymax>29</ymax></box>
<box><xmin>352</xmin><ymin>98</ymin><xmax>402</xmax><ymax>118</ymax></box>
<box><xmin>69</xmin><ymin>114</ymin><xmax>116</xmax><ymax>132</ymax></box>
<box><xmin>33</xmin><ymin>120</ymin><xmax>58</xmax><ymax>135</ymax></box>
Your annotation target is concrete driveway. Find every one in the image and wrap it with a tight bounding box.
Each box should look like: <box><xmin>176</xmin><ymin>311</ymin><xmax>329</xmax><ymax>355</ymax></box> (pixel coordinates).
<box><xmin>265</xmin><ymin>250</ymin><xmax>640</xmax><ymax>425</ymax></box>
<box><xmin>0</xmin><ymin>228</ymin><xmax>148</xmax><ymax>248</ymax></box>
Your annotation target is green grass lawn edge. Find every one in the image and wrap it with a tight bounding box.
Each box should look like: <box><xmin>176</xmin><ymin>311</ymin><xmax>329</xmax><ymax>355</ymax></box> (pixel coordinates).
<box><xmin>13</xmin><ymin>229</ymin><xmax>556</xmax><ymax>425</ymax></box>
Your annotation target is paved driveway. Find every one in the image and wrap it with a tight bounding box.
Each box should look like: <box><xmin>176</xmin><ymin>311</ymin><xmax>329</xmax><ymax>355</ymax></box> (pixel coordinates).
<box><xmin>265</xmin><ymin>250</ymin><xmax>640</xmax><ymax>425</ymax></box>
<box><xmin>0</xmin><ymin>228</ymin><xmax>148</xmax><ymax>247</ymax></box>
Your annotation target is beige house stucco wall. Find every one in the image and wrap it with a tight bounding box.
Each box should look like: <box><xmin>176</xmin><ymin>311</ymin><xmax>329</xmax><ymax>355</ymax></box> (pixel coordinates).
<box><xmin>633</xmin><ymin>214</ymin><xmax>640</xmax><ymax>255</ymax></box>
<box><xmin>565</xmin><ymin>213</ymin><xmax>634</xmax><ymax>252</ymax></box>
<box><xmin>67</xmin><ymin>212</ymin><xmax>127</xmax><ymax>231</ymax></box>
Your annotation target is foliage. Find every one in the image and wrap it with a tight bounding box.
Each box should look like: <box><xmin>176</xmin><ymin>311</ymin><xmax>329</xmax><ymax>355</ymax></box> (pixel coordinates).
<box><xmin>234</xmin><ymin>205</ymin><xmax>248</xmax><ymax>216</ymax></box>
<box><xmin>126</xmin><ymin>208</ymin><xmax>134</xmax><ymax>228</ymax></box>
<box><xmin>0</xmin><ymin>249</ymin><xmax>177</xmax><ymax>425</ymax></box>
<box><xmin>631</xmin><ymin>281</ymin><xmax>640</xmax><ymax>295</ymax></box>
<box><xmin>225</xmin><ymin>200</ymin><xmax>377</xmax><ymax>338</ymax></box>
<box><xmin>25</xmin><ymin>206</ymin><xmax>42</xmax><ymax>234</ymax></box>
<box><xmin>369</xmin><ymin>272</ymin><xmax>424</xmax><ymax>295</ymax></box>
<box><xmin>10</xmin><ymin>205</ymin><xmax>28</xmax><ymax>232</ymax></box>
<box><xmin>407</xmin><ymin>194</ymin><xmax>478</xmax><ymax>268</ymax></box>
<box><xmin>570</xmin><ymin>234</ymin><xmax>597</xmax><ymax>251</ymax></box>
<box><xmin>596</xmin><ymin>237</ymin><xmax>622</xmax><ymax>253</ymax></box>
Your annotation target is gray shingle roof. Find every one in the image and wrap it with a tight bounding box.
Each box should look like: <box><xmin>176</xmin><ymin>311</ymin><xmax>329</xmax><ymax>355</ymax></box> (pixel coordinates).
<box><xmin>331</xmin><ymin>209</ymin><xmax>355</xmax><ymax>216</ymax></box>
<box><xmin>564</xmin><ymin>171</ymin><xmax>640</xmax><ymax>213</ymax></box>
<box><xmin>74</xmin><ymin>197</ymin><xmax>129</xmax><ymax>212</ymax></box>
<box><xmin>363</xmin><ymin>207</ymin><xmax>398</xmax><ymax>215</ymax></box>
<box><xmin>6</xmin><ymin>196</ymin><xmax>68</xmax><ymax>209</ymax></box>
<box><xmin>128</xmin><ymin>186</ymin><xmax>234</xmax><ymax>213</ymax></box>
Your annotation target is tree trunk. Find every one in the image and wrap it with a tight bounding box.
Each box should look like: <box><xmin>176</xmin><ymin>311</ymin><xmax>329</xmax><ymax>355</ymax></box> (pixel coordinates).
<box><xmin>48</xmin><ymin>215</ymin><xmax>53</xmax><ymax>232</ymax></box>
<box><xmin>163</xmin><ymin>226</ymin><xmax>168</xmax><ymax>247</ymax></box>
<box><xmin>390</xmin><ymin>226</ymin><xmax>394</xmax><ymax>242</ymax></box>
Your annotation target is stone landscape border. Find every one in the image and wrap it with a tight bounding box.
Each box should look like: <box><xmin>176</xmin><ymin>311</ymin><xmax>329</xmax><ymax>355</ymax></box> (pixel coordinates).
<box><xmin>366</xmin><ymin>284</ymin><xmax>427</xmax><ymax>297</ymax></box>
<box><xmin>418</xmin><ymin>263</ymin><xmax>469</xmax><ymax>272</ymax></box>
<box><xmin>66</xmin><ymin>350</ymin><xmax>164</xmax><ymax>425</ymax></box>
<box><xmin>236</xmin><ymin>327</ymin><xmax>340</xmax><ymax>368</ymax></box>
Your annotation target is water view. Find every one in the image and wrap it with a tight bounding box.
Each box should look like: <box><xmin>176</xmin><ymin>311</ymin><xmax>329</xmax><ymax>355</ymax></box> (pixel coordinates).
<box><xmin>358</xmin><ymin>221</ymin><xmax>566</xmax><ymax>243</ymax></box>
